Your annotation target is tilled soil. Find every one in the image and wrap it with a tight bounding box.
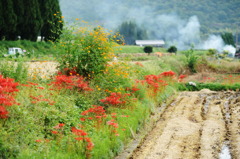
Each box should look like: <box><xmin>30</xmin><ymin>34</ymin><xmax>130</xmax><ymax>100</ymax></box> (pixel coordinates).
<box><xmin>130</xmin><ymin>89</ymin><xmax>240</xmax><ymax>159</ymax></box>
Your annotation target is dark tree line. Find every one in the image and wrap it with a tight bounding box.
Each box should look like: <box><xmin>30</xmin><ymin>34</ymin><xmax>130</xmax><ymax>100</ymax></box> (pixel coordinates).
<box><xmin>117</xmin><ymin>21</ymin><xmax>148</xmax><ymax>45</ymax></box>
<box><xmin>0</xmin><ymin>0</ymin><xmax>63</xmax><ymax>42</ymax></box>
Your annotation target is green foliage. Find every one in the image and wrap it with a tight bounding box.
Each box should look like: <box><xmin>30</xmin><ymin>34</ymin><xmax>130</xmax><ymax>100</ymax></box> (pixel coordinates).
<box><xmin>117</xmin><ymin>21</ymin><xmax>148</xmax><ymax>45</ymax></box>
<box><xmin>207</xmin><ymin>48</ymin><xmax>217</xmax><ymax>56</ymax></box>
<box><xmin>0</xmin><ymin>0</ymin><xmax>17</xmax><ymax>40</ymax></box>
<box><xmin>20</xmin><ymin>0</ymin><xmax>43</xmax><ymax>41</ymax></box>
<box><xmin>178</xmin><ymin>83</ymin><xmax>240</xmax><ymax>91</ymax></box>
<box><xmin>184</xmin><ymin>47</ymin><xmax>198</xmax><ymax>73</ymax></box>
<box><xmin>0</xmin><ymin>60</ymin><xmax>28</xmax><ymax>83</ymax></box>
<box><xmin>0</xmin><ymin>0</ymin><xmax>62</xmax><ymax>42</ymax></box>
<box><xmin>221</xmin><ymin>32</ymin><xmax>235</xmax><ymax>47</ymax></box>
<box><xmin>143</xmin><ymin>46</ymin><xmax>153</xmax><ymax>55</ymax></box>
<box><xmin>58</xmin><ymin>25</ymin><xmax>116</xmax><ymax>78</ymax></box>
<box><xmin>39</xmin><ymin>0</ymin><xmax>63</xmax><ymax>42</ymax></box>
<box><xmin>167</xmin><ymin>46</ymin><xmax>177</xmax><ymax>53</ymax></box>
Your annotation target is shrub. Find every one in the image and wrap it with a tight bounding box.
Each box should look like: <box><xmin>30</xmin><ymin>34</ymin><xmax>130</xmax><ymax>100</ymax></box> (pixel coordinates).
<box><xmin>58</xmin><ymin>25</ymin><xmax>116</xmax><ymax>78</ymax></box>
<box><xmin>143</xmin><ymin>46</ymin><xmax>153</xmax><ymax>55</ymax></box>
<box><xmin>207</xmin><ymin>49</ymin><xmax>217</xmax><ymax>56</ymax></box>
<box><xmin>184</xmin><ymin>47</ymin><xmax>198</xmax><ymax>73</ymax></box>
<box><xmin>167</xmin><ymin>46</ymin><xmax>177</xmax><ymax>53</ymax></box>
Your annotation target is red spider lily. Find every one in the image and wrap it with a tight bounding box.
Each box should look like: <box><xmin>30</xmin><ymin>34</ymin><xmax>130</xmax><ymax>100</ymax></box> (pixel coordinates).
<box><xmin>0</xmin><ymin>106</ymin><xmax>8</xmax><ymax>119</ymax></box>
<box><xmin>0</xmin><ymin>75</ymin><xmax>19</xmax><ymax>119</ymax></box>
<box><xmin>143</xmin><ymin>74</ymin><xmax>168</xmax><ymax>93</ymax></box>
<box><xmin>51</xmin><ymin>75</ymin><xmax>92</xmax><ymax>91</ymax></box>
<box><xmin>160</xmin><ymin>71</ymin><xmax>175</xmax><ymax>77</ymax></box>
<box><xmin>35</xmin><ymin>139</ymin><xmax>42</xmax><ymax>142</ymax></box>
<box><xmin>100</xmin><ymin>92</ymin><xmax>130</xmax><ymax>106</ymax></box>
<box><xmin>75</xmin><ymin>137</ymin><xmax>84</xmax><ymax>141</ymax></box>
<box><xmin>27</xmin><ymin>81</ymin><xmax>38</xmax><ymax>86</ymax></box>
<box><xmin>107</xmin><ymin>121</ymin><xmax>118</xmax><ymax>128</ymax></box>
<box><xmin>51</xmin><ymin>130</ymin><xmax>58</xmax><ymax>134</ymax></box>
<box><xmin>37</xmin><ymin>87</ymin><xmax>45</xmax><ymax>89</ymax></box>
<box><xmin>178</xmin><ymin>74</ymin><xmax>187</xmax><ymax>82</ymax></box>
<box><xmin>179</xmin><ymin>74</ymin><xmax>187</xmax><ymax>79</ymax></box>
<box><xmin>71</xmin><ymin>127</ymin><xmax>88</xmax><ymax>136</ymax></box>
<box><xmin>54</xmin><ymin>123</ymin><xmax>65</xmax><ymax>129</ymax></box>
<box><xmin>86</xmin><ymin>142</ymin><xmax>94</xmax><ymax>150</ymax></box>
<box><xmin>81</xmin><ymin>105</ymin><xmax>105</xmax><ymax>116</ymax></box>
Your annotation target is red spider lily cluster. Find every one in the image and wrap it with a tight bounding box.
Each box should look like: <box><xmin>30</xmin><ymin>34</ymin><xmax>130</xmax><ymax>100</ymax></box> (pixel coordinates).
<box><xmin>80</xmin><ymin>105</ymin><xmax>107</xmax><ymax>122</ymax></box>
<box><xmin>125</xmin><ymin>86</ymin><xmax>140</xmax><ymax>93</ymax></box>
<box><xmin>62</xmin><ymin>67</ymin><xmax>78</xmax><ymax>76</ymax></box>
<box><xmin>178</xmin><ymin>74</ymin><xmax>187</xmax><ymax>82</ymax></box>
<box><xmin>0</xmin><ymin>75</ymin><xmax>19</xmax><ymax>119</ymax></box>
<box><xmin>100</xmin><ymin>92</ymin><xmax>131</xmax><ymax>106</ymax></box>
<box><xmin>50</xmin><ymin>75</ymin><xmax>92</xmax><ymax>91</ymax></box>
<box><xmin>136</xmin><ymin>74</ymin><xmax>168</xmax><ymax>93</ymax></box>
<box><xmin>160</xmin><ymin>71</ymin><xmax>175</xmax><ymax>77</ymax></box>
<box><xmin>72</xmin><ymin>127</ymin><xmax>94</xmax><ymax>150</ymax></box>
<box><xmin>135</xmin><ymin>71</ymin><xmax>177</xmax><ymax>95</ymax></box>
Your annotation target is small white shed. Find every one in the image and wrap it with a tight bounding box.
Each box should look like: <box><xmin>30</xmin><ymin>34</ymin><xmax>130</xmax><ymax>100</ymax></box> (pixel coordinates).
<box><xmin>135</xmin><ymin>40</ymin><xmax>165</xmax><ymax>47</ymax></box>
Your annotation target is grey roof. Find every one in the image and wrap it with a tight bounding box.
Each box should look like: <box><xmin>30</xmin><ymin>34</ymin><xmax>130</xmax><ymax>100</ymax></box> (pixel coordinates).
<box><xmin>135</xmin><ymin>40</ymin><xmax>165</xmax><ymax>45</ymax></box>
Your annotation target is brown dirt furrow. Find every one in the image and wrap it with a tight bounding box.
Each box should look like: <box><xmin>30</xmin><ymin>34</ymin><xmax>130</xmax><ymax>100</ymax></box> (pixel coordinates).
<box><xmin>145</xmin><ymin>117</ymin><xmax>200</xmax><ymax>159</ymax></box>
<box><xmin>129</xmin><ymin>90</ymin><xmax>240</xmax><ymax>159</ymax></box>
<box><xmin>229</xmin><ymin>101</ymin><xmax>240</xmax><ymax>159</ymax></box>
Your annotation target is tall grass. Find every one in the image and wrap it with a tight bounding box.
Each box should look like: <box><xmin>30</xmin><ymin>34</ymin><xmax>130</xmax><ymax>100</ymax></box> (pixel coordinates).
<box><xmin>0</xmin><ymin>60</ymin><xmax>28</xmax><ymax>83</ymax></box>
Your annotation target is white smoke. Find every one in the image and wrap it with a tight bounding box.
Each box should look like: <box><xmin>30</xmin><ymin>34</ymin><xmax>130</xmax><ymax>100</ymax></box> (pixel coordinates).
<box><xmin>223</xmin><ymin>45</ymin><xmax>236</xmax><ymax>57</ymax></box>
<box><xmin>201</xmin><ymin>35</ymin><xmax>225</xmax><ymax>51</ymax></box>
<box><xmin>200</xmin><ymin>35</ymin><xmax>236</xmax><ymax>57</ymax></box>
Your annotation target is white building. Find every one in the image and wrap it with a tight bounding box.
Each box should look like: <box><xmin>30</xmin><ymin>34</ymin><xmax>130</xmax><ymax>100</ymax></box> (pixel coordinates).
<box><xmin>135</xmin><ymin>40</ymin><xmax>165</xmax><ymax>47</ymax></box>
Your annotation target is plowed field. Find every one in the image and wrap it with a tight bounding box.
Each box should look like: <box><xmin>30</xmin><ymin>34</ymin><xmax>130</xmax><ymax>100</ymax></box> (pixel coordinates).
<box><xmin>131</xmin><ymin>89</ymin><xmax>240</xmax><ymax>159</ymax></box>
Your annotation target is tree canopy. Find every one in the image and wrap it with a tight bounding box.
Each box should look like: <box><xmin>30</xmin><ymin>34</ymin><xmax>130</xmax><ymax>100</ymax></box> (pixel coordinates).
<box><xmin>0</xmin><ymin>0</ymin><xmax>63</xmax><ymax>41</ymax></box>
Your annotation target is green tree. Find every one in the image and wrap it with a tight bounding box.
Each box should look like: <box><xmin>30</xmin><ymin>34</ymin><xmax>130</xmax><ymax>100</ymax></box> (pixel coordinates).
<box><xmin>39</xmin><ymin>0</ymin><xmax>63</xmax><ymax>42</ymax></box>
<box><xmin>12</xmin><ymin>0</ymin><xmax>25</xmax><ymax>40</ymax></box>
<box><xmin>1</xmin><ymin>0</ymin><xmax>17</xmax><ymax>40</ymax></box>
<box><xmin>0</xmin><ymin>1</ymin><xmax>4</xmax><ymax>40</ymax></box>
<box><xmin>118</xmin><ymin>21</ymin><xmax>148</xmax><ymax>45</ymax></box>
<box><xmin>20</xmin><ymin>0</ymin><xmax>43</xmax><ymax>41</ymax></box>
<box><xmin>221</xmin><ymin>32</ymin><xmax>235</xmax><ymax>47</ymax></box>
<box><xmin>143</xmin><ymin>46</ymin><xmax>153</xmax><ymax>55</ymax></box>
<box><xmin>167</xmin><ymin>46</ymin><xmax>177</xmax><ymax>53</ymax></box>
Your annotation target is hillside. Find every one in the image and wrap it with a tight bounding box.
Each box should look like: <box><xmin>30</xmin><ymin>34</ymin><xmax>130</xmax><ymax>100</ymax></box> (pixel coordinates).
<box><xmin>59</xmin><ymin>0</ymin><xmax>240</xmax><ymax>36</ymax></box>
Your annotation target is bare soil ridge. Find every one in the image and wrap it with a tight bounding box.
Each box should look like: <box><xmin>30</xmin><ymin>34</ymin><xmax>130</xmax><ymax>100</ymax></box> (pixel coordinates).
<box><xmin>131</xmin><ymin>89</ymin><xmax>240</xmax><ymax>159</ymax></box>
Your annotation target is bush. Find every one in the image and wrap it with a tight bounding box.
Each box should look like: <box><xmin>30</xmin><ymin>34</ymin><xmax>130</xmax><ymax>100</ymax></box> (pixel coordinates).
<box><xmin>207</xmin><ymin>49</ymin><xmax>217</xmax><ymax>56</ymax></box>
<box><xmin>184</xmin><ymin>47</ymin><xmax>198</xmax><ymax>73</ymax></box>
<box><xmin>167</xmin><ymin>46</ymin><xmax>177</xmax><ymax>53</ymax></box>
<box><xmin>143</xmin><ymin>46</ymin><xmax>153</xmax><ymax>55</ymax></box>
<box><xmin>58</xmin><ymin>25</ymin><xmax>116</xmax><ymax>78</ymax></box>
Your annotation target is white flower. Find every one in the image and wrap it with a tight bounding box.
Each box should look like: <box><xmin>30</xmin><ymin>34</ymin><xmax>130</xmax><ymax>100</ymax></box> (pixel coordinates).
<box><xmin>188</xmin><ymin>81</ymin><xmax>196</xmax><ymax>87</ymax></box>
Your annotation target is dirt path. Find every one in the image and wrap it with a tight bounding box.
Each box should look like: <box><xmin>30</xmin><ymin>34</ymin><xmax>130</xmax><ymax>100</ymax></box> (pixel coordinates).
<box><xmin>27</xmin><ymin>61</ymin><xmax>58</xmax><ymax>79</ymax></box>
<box><xmin>130</xmin><ymin>89</ymin><xmax>240</xmax><ymax>159</ymax></box>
